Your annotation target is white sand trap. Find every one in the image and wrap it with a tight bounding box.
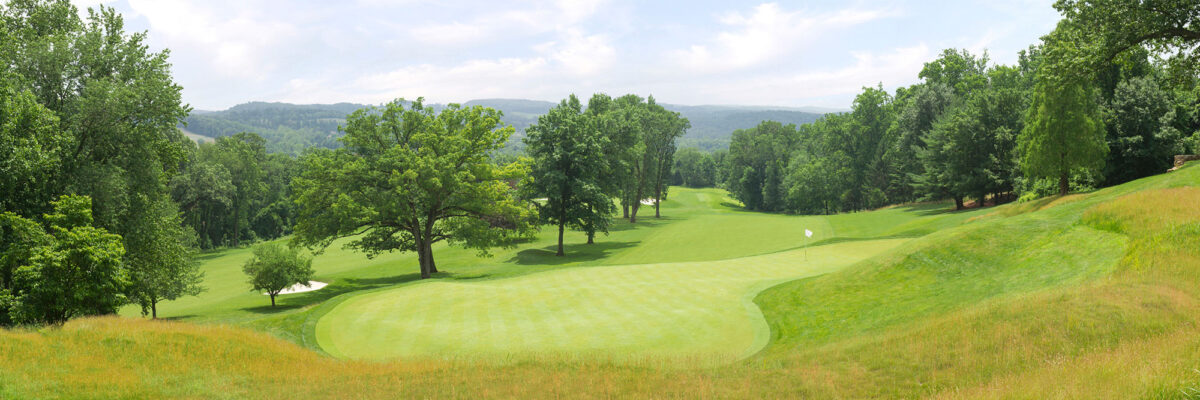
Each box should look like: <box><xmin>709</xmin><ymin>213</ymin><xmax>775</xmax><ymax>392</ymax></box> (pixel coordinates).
<box><xmin>265</xmin><ymin>281</ymin><xmax>327</xmax><ymax>295</ymax></box>
<box><xmin>640</xmin><ymin>198</ymin><xmax>656</xmax><ymax>206</ymax></box>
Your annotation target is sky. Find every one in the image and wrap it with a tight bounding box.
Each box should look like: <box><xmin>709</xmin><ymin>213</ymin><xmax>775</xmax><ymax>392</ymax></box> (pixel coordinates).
<box><xmin>70</xmin><ymin>0</ymin><xmax>1063</xmax><ymax>111</ymax></box>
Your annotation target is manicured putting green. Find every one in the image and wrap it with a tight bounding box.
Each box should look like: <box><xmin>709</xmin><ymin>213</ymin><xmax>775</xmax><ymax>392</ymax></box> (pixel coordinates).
<box><xmin>316</xmin><ymin>238</ymin><xmax>907</xmax><ymax>362</ymax></box>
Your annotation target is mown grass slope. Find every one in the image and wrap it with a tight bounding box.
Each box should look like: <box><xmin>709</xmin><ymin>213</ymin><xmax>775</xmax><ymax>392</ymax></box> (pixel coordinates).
<box><xmin>3</xmin><ymin>164</ymin><xmax>1196</xmax><ymax>398</ymax></box>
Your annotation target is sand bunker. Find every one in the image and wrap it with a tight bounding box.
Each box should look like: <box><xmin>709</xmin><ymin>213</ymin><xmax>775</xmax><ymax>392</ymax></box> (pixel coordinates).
<box><xmin>265</xmin><ymin>281</ymin><xmax>328</xmax><ymax>295</ymax></box>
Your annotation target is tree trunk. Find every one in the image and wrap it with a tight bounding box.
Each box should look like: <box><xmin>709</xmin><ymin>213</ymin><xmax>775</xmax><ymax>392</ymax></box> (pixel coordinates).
<box><xmin>622</xmin><ymin>203</ymin><xmax>629</xmax><ymax>219</ymax></box>
<box><xmin>232</xmin><ymin>205</ymin><xmax>239</xmax><ymax>247</ymax></box>
<box><xmin>1058</xmin><ymin>173</ymin><xmax>1069</xmax><ymax>196</ymax></box>
<box><xmin>151</xmin><ymin>300</ymin><xmax>157</xmax><ymax>319</ymax></box>
<box><xmin>587</xmin><ymin>230</ymin><xmax>595</xmax><ymax>244</ymax></box>
<box><xmin>270</xmin><ymin>293</ymin><xmax>276</xmax><ymax>307</ymax></box>
<box><xmin>417</xmin><ymin>238</ymin><xmax>431</xmax><ymax>279</ymax></box>
<box><xmin>954</xmin><ymin>196</ymin><xmax>964</xmax><ymax>210</ymax></box>
<box><xmin>425</xmin><ymin>242</ymin><xmax>438</xmax><ymax>274</ymax></box>
<box><xmin>630</xmin><ymin>185</ymin><xmax>644</xmax><ymax>223</ymax></box>
<box><xmin>556</xmin><ymin>222</ymin><xmax>565</xmax><ymax>256</ymax></box>
<box><xmin>654</xmin><ymin>182</ymin><xmax>662</xmax><ymax>218</ymax></box>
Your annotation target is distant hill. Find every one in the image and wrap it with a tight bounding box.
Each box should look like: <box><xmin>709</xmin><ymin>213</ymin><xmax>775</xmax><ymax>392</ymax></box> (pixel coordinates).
<box><xmin>183</xmin><ymin>102</ymin><xmax>368</xmax><ymax>154</ymax></box>
<box><xmin>663</xmin><ymin>104</ymin><xmax>826</xmax><ymax>150</ymax></box>
<box><xmin>182</xmin><ymin>100</ymin><xmax>836</xmax><ymax>154</ymax></box>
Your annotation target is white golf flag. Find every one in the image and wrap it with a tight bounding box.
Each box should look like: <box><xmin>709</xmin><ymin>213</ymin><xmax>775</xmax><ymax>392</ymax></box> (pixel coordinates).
<box><xmin>805</xmin><ymin>229</ymin><xmax>813</xmax><ymax>238</ymax></box>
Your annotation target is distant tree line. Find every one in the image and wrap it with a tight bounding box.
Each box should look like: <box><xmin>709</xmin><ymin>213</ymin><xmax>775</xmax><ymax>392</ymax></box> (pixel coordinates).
<box><xmin>184</xmin><ymin>103</ymin><xmax>361</xmax><ymax>154</ymax></box>
<box><xmin>721</xmin><ymin>2</ymin><xmax>1200</xmax><ymax>214</ymax></box>
<box><xmin>671</xmin><ymin>148</ymin><xmax>725</xmax><ymax>188</ymax></box>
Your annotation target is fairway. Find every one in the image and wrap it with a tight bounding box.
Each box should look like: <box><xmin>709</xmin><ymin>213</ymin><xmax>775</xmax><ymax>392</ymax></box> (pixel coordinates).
<box><xmin>316</xmin><ymin>239</ymin><xmax>907</xmax><ymax>362</ymax></box>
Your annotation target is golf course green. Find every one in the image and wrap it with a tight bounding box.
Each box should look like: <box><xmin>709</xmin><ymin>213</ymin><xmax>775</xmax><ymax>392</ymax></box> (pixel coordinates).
<box><xmin>121</xmin><ymin>187</ymin><xmax>985</xmax><ymax>360</ymax></box>
<box><xmin>316</xmin><ymin>238</ymin><xmax>907</xmax><ymax>362</ymax></box>
<box><xmin>11</xmin><ymin>165</ymin><xmax>1200</xmax><ymax>398</ymax></box>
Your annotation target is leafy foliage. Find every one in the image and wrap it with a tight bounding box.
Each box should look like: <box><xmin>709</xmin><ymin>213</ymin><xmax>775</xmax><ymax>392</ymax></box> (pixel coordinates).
<box><xmin>671</xmin><ymin>147</ymin><xmax>719</xmax><ymax>188</ymax></box>
<box><xmin>1019</xmin><ymin>31</ymin><xmax>1109</xmax><ymax>196</ymax></box>
<box><xmin>242</xmin><ymin>243</ymin><xmax>313</xmax><ymax>307</ymax></box>
<box><xmin>0</xmin><ymin>0</ymin><xmax>203</xmax><ymax>324</ymax></box>
<box><xmin>524</xmin><ymin>95</ymin><xmax>615</xmax><ymax>254</ymax></box>
<box><xmin>292</xmin><ymin>99</ymin><xmax>535</xmax><ymax>278</ymax></box>
<box><xmin>7</xmin><ymin>195</ymin><xmax>126</xmax><ymax>325</ymax></box>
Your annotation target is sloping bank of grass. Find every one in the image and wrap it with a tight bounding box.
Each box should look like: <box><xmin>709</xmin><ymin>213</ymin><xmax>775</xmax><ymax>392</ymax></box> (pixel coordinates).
<box><xmin>1</xmin><ymin>164</ymin><xmax>1197</xmax><ymax>398</ymax></box>
<box><xmin>749</xmin><ymin>163</ymin><xmax>1200</xmax><ymax>398</ymax></box>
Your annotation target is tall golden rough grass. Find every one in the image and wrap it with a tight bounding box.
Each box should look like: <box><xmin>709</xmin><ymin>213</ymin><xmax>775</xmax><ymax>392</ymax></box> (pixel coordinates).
<box><xmin>1</xmin><ymin>188</ymin><xmax>1199</xmax><ymax>398</ymax></box>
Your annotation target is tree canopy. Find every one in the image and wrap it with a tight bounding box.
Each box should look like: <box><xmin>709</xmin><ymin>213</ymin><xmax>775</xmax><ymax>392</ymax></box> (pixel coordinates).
<box><xmin>523</xmin><ymin>95</ymin><xmax>615</xmax><ymax>254</ymax></box>
<box><xmin>292</xmin><ymin>99</ymin><xmax>534</xmax><ymax>279</ymax></box>
<box><xmin>242</xmin><ymin>243</ymin><xmax>313</xmax><ymax>307</ymax></box>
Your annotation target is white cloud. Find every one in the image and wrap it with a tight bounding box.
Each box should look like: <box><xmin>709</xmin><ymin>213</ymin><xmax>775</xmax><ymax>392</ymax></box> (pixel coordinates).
<box><xmin>550</xmin><ymin>30</ymin><xmax>615</xmax><ymax>76</ymax></box>
<box><xmin>280</xmin><ymin>57</ymin><xmax>555</xmax><ymax>105</ymax></box>
<box><xmin>656</xmin><ymin>44</ymin><xmax>933</xmax><ymax>106</ymax></box>
<box><xmin>408</xmin><ymin>0</ymin><xmax>607</xmax><ymax>46</ymax></box>
<box><xmin>71</xmin><ymin>0</ymin><xmax>1063</xmax><ymax>110</ymax></box>
<box><xmin>674</xmin><ymin>3</ymin><xmax>895</xmax><ymax>73</ymax></box>
<box><xmin>124</xmin><ymin>0</ymin><xmax>300</xmax><ymax>80</ymax></box>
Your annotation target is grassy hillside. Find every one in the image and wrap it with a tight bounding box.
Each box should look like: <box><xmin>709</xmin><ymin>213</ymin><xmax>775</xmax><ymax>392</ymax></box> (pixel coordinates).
<box><xmin>2</xmin><ymin>165</ymin><xmax>1198</xmax><ymax>398</ymax></box>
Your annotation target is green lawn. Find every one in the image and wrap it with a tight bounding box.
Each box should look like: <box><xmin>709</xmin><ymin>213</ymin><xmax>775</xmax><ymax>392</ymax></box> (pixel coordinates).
<box><xmin>317</xmin><ymin>238</ymin><xmax>907</xmax><ymax>362</ymax></box>
<box><xmin>129</xmin><ymin>185</ymin><xmax>990</xmax><ymax>359</ymax></box>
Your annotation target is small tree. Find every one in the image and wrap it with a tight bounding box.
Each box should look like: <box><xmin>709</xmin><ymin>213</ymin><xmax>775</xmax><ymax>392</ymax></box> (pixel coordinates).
<box><xmin>125</xmin><ymin>198</ymin><xmax>204</xmax><ymax>319</ymax></box>
<box><xmin>8</xmin><ymin>195</ymin><xmax>128</xmax><ymax>325</ymax></box>
<box><xmin>242</xmin><ymin>243</ymin><xmax>313</xmax><ymax>307</ymax></box>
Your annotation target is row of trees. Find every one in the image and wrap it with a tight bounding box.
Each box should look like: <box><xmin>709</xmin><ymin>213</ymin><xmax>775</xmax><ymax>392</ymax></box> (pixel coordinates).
<box><xmin>290</xmin><ymin>93</ymin><xmax>691</xmax><ymax>276</ymax></box>
<box><xmin>522</xmin><ymin>94</ymin><xmax>689</xmax><ymax>254</ymax></box>
<box><xmin>726</xmin><ymin>1</ymin><xmax>1199</xmax><ymax>214</ymax></box>
<box><xmin>0</xmin><ymin>0</ymin><xmax>203</xmax><ymax>323</ymax></box>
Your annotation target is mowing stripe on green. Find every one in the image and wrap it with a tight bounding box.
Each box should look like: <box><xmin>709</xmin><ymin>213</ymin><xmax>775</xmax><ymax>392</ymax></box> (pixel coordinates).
<box><xmin>316</xmin><ymin>239</ymin><xmax>907</xmax><ymax>363</ymax></box>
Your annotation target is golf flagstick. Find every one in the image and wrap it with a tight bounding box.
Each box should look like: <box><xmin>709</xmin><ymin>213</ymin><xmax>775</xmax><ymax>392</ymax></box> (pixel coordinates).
<box><xmin>804</xmin><ymin>229</ymin><xmax>813</xmax><ymax>261</ymax></box>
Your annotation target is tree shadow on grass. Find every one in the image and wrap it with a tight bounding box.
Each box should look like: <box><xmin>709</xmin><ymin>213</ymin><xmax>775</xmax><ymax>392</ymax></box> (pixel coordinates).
<box><xmin>606</xmin><ymin>217</ymin><xmax>673</xmax><ymax>232</ymax></box>
<box><xmin>242</xmin><ymin>272</ymin><xmax>427</xmax><ymax>314</ymax></box>
<box><xmin>505</xmin><ymin>241</ymin><xmax>637</xmax><ymax>266</ymax></box>
<box><xmin>894</xmin><ymin>202</ymin><xmax>959</xmax><ymax>216</ymax></box>
<box><xmin>193</xmin><ymin>252</ymin><xmax>226</xmax><ymax>262</ymax></box>
<box><xmin>159</xmin><ymin>315</ymin><xmax>197</xmax><ymax>321</ymax></box>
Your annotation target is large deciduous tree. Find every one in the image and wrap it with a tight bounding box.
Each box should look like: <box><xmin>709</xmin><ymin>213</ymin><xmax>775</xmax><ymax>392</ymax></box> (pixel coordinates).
<box><xmin>1055</xmin><ymin>0</ymin><xmax>1200</xmax><ymax>72</ymax></box>
<box><xmin>292</xmin><ymin>99</ymin><xmax>534</xmax><ymax>279</ymax></box>
<box><xmin>524</xmin><ymin>95</ymin><xmax>614</xmax><ymax>255</ymax></box>
<box><xmin>643</xmin><ymin>97</ymin><xmax>689</xmax><ymax>219</ymax></box>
